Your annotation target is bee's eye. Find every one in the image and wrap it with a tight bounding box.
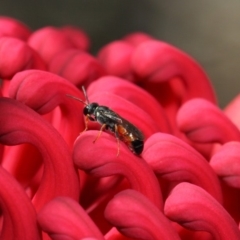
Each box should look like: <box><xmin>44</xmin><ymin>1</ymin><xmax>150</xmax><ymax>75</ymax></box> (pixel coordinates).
<box><xmin>83</xmin><ymin>103</ymin><xmax>98</xmax><ymax>116</ymax></box>
<box><xmin>83</xmin><ymin>107</ymin><xmax>89</xmax><ymax>115</ymax></box>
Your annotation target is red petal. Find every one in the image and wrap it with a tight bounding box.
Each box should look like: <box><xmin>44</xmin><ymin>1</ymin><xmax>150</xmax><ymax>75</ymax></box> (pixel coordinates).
<box><xmin>224</xmin><ymin>94</ymin><xmax>240</xmax><ymax>130</ymax></box>
<box><xmin>143</xmin><ymin>133</ymin><xmax>223</xmax><ymax>203</ymax></box>
<box><xmin>60</xmin><ymin>25</ymin><xmax>90</xmax><ymax>50</ymax></box>
<box><xmin>105</xmin><ymin>189</ymin><xmax>180</xmax><ymax>239</ymax></box>
<box><xmin>123</xmin><ymin>32</ymin><xmax>154</xmax><ymax>46</ymax></box>
<box><xmin>132</xmin><ymin>40</ymin><xmax>216</xmax><ymax>103</ymax></box>
<box><xmin>9</xmin><ymin>69</ymin><xmax>85</xmax><ymax>146</ymax></box>
<box><xmin>97</xmin><ymin>41</ymin><xmax>134</xmax><ymax>81</ymax></box>
<box><xmin>210</xmin><ymin>142</ymin><xmax>240</xmax><ymax>188</ymax></box>
<box><xmin>165</xmin><ymin>182</ymin><xmax>240</xmax><ymax>239</ymax></box>
<box><xmin>0</xmin><ymin>16</ymin><xmax>31</xmax><ymax>40</ymax></box>
<box><xmin>73</xmin><ymin>131</ymin><xmax>163</xmax><ymax>209</ymax></box>
<box><xmin>38</xmin><ymin>197</ymin><xmax>104</xmax><ymax>240</ymax></box>
<box><xmin>49</xmin><ymin>49</ymin><xmax>106</xmax><ymax>87</ymax></box>
<box><xmin>0</xmin><ymin>37</ymin><xmax>46</xmax><ymax>79</ymax></box>
<box><xmin>0</xmin><ymin>98</ymin><xmax>80</xmax><ymax>211</ymax></box>
<box><xmin>0</xmin><ymin>166</ymin><xmax>41</xmax><ymax>239</ymax></box>
<box><xmin>177</xmin><ymin>98</ymin><xmax>240</xmax><ymax>144</ymax></box>
<box><xmin>28</xmin><ymin>27</ymin><xmax>75</xmax><ymax>64</ymax></box>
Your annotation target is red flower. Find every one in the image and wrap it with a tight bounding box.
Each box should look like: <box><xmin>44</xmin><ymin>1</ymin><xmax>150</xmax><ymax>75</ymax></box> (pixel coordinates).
<box><xmin>1</xmin><ymin>16</ymin><xmax>240</xmax><ymax>240</ymax></box>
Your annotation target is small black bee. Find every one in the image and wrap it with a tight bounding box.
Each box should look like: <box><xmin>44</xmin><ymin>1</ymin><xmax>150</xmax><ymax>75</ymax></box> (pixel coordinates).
<box><xmin>67</xmin><ymin>87</ymin><xmax>144</xmax><ymax>155</ymax></box>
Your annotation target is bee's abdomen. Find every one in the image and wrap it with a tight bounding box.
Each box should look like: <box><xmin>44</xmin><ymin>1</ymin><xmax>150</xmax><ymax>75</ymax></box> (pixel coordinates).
<box><xmin>130</xmin><ymin>139</ymin><xmax>144</xmax><ymax>155</ymax></box>
<box><xmin>117</xmin><ymin>125</ymin><xmax>144</xmax><ymax>155</ymax></box>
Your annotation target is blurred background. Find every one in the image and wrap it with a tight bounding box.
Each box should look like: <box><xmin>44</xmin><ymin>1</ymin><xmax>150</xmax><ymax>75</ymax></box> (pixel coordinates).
<box><xmin>1</xmin><ymin>0</ymin><xmax>239</xmax><ymax>107</ymax></box>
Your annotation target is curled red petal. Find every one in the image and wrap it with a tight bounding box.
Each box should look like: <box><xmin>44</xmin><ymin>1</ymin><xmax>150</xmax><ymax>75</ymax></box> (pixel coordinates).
<box><xmin>224</xmin><ymin>94</ymin><xmax>240</xmax><ymax>130</ymax></box>
<box><xmin>122</xmin><ymin>32</ymin><xmax>154</xmax><ymax>46</ymax></box>
<box><xmin>38</xmin><ymin>197</ymin><xmax>104</xmax><ymax>240</ymax></box>
<box><xmin>105</xmin><ymin>189</ymin><xmax>180</xmax><ymax>239</ymax></box>
<box><xmin>164</xmin><ymin>182</ymin><xmax>240</xmax><ymax>240</ymax></box>
<box><xmin>104</xmin><ymin>227</ymin><xmax>129</xmax><ymax>240</ymax></box>
<box><xmin>0</xmin><ymin>97</ymin><xmax>80</xmax><ymax>211</ymax></box>
<box><xmin>0</xmin><ymin>16</ymin><xmax>31</xmax><ymax>40</ymax></box>
<box><xmin>2</xmin><ymin>143</ymin><xmax>42</xmax><ymax>196</ymax></box>
<box><xmin>142</xmin><ymin>133</ymin><xmax>222</xmax><ymax>203</ymax></box>
<box><xmin>9</xmin><ymin>70</ymin><xmax>81</xmax><ymax>113</ymax></box>
<box><xmin>73</xmin><ymin>131</ymin><xmax>163</xmax><ymax>209</ymax></box>
<box><xmin>210</xmin><ymin>142</ymin><xmax>240</xmax><ymax>188</ymax></box>
<box><xmin>1</xmin><ymin>79</ymin><xmax>10</xmax><ymax>98</ymax></box>
<box><xmin>49</xmin><ymin>49</ymin><xmax>106</xmax><ymax>87</ymax></box>
<box><xmin>97</xmin><ymin>41</ymin><xmax>134</xmax><ymax>81</ymax></box>
<box><xmin>9</xmin><ymin>69</ymin><xmax>85</xmax><ymax>146</ymax></box>
<box><xmin>28</xmin><ymin>26</ymin><xmax>75</xmax><ymax>64</ymax></box>
<box><xmin>60</xmin><ymin>25</ymin><xmax>90</xmax><ymax>50</ymax></box>
<box><xmin>132</xmin><ymin>40</ymin><xmax>217</xmax><ymax>103</ymax></box>
<box><xmin>0</xmin><ymin>166</ymin><xmax>41</xmax><ymax>240</ymax></box>
<box><xmin>0</xmin><ymin>37</ymin><xmax>32</xmax><ymax>79</ymax></box>
<box><xmin>81</xmin><ymin>238</ymin><xmax>99</xmax><ymax>240</ymax></box>
<box><xmin>177</xmin><ymin>98</ymin><xmax>240</xmax><ymax>144</ymax></box>
<box><xmin>0</xmin><ymin>145</ymin><xmax>3</xmax><ymax>161</ymax></box>
<box><xmin>88</xmin><ymin>76</ymin><xmax>171</xmax><ymax>133</ymax></box>
<box><xmin>0</xmin><ymin>37</ymin><xmax>46</xmax><ymax>79</ymax></box>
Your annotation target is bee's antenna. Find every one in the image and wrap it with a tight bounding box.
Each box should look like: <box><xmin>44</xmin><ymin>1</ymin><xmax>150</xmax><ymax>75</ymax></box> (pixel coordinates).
<box><xmin>82</xmin><ymin>86</ymin><xmax>90</xmax><ymax>104</ymax></box>
<box><xmin>66</xmin><ymin>86</ymin><xmax>89</xmax><ymax>105</ymax></box>
<box><xmin>66</xmin><ymin>94</ymin><xmax>87</xmax><ymax>105</ymax></box>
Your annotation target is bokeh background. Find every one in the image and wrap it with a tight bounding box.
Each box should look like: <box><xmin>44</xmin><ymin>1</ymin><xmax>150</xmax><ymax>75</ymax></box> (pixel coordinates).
<box><xmin>1</xmin><ymin>0</ymin><xmax>240</xmax><ymax>107</ymax></box>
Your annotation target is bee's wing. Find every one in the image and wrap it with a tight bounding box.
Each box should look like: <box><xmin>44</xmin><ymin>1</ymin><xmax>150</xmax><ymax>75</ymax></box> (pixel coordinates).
<box><xmin>120</xmin><ymin>118</ymin><xmax>144</xmax><ymax>140</ymax></box>
<box><xmin>102</xmin><ymin>109</ymin><xmax>144</xmax><ymax>140</ymax></box>
<box><xmin>102</xmin><ymin>111</ymin><xmax>123</xmax><ymax>123</ymax></box>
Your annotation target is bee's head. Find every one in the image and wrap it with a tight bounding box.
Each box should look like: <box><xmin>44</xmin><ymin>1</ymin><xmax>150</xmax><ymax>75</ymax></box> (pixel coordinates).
<box><xmin>67</xmin><ymin>86</ymin><xmax>98</xmax><ymax>119</ymax></box>
<box><xmin>83</xmin><ymin>102</ymin><xmax>99</xmax><ymax>116</ymax></box>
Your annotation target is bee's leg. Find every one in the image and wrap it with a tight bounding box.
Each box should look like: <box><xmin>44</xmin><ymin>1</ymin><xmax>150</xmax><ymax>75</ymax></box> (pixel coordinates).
<box><xmin>93</xmin><ymin>124</ymin><xmax>107</xmax><ymax>143</ymax></box>
<box><xmin>114</xmin><ymin>124</ymin><xmax>120</xmax><ymax>157</ymax></box>
<box><xmin>80</xmin><ymin>116</ymin><xmax>89</xmax><ymax>134</ymax></box>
